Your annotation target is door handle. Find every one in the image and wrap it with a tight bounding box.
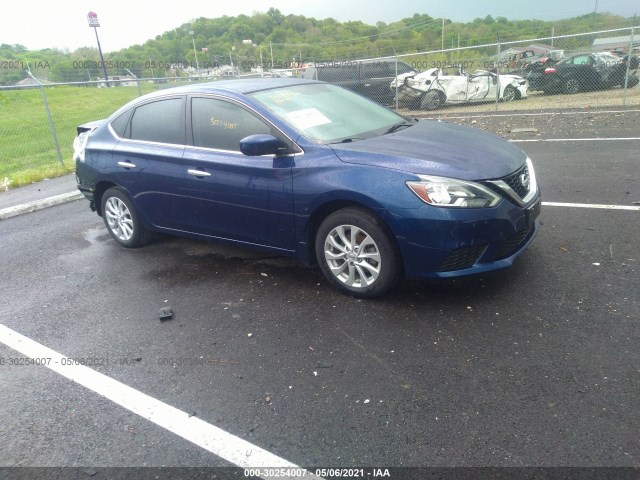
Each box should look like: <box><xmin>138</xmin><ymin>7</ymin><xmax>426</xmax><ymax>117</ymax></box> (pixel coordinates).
<box><xmin>187</xmin><ymin>168</ymin><xmax>211</xmax><ymax>177</ymax></box>
<box><xmin>117</xmin><ymin>161</ymin><xmax>136</xmax><ymax>169</ymax></box>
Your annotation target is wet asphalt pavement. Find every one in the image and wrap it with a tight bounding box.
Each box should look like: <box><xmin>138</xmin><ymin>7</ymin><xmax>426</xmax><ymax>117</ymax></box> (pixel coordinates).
<box><xmin>0</xmin><ymin>111</ymin><xmax>638</xmax><ymax>479</ymax></box>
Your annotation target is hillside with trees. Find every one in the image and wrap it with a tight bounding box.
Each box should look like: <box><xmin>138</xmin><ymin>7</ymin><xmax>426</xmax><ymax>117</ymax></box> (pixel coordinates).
<box><xmin>0</xmin><ymin>8</ymin><xmax>633</xmax><ymax>84</ymax></box>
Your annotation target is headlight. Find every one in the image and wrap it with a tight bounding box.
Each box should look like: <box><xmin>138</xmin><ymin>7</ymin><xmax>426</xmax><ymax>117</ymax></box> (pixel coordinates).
<box><xmin>406</xmin><ymin>176</ymin><xmax>502</xmax><ymax>208</ymax></box>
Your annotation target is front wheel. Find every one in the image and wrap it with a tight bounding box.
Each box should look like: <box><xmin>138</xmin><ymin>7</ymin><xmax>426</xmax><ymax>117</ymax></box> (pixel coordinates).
<box><xmin>420</xmin><ymin>90</ymin><xmax>444</xmax><ymax>110</ymax></box>
<box><xmin>101</xmin><ymin>187</ymin><xmax>151</xmax><ymax>248</ymax></box>
<box><xmin>502</xmin><ymin>85</ymin><xmax>517</xmax><ymax>102</ymax></box>
<box><xmin>315</xmin><ymin>208</ymin><xmax>401</xmax><ymax>298</ymax></box>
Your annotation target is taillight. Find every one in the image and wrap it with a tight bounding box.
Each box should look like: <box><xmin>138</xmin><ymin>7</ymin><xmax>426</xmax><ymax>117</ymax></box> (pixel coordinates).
<box><xmin>73</xmin><ymin>131</ymin><xmax>91</xmax><ymax>163</ymax></box>
<box><xmin>544</xmin><ymin>67</ymin><xmax>556</xmax><ymax>74</ymax></box>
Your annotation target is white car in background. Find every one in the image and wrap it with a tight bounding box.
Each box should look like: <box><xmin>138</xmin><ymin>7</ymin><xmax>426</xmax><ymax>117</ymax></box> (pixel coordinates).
<box><xmin>391</xmin><ymin>66</ymin><xmax>529</xmax><ymax>110</ymax></box>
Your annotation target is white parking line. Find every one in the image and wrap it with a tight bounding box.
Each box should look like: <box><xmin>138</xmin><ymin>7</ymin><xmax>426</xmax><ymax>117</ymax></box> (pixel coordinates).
<box><xmin>511</xmin><ymin>137</ymin><xmax>640</xmax><ymax>143</ymax></box>
<box><xmin>0</xmin><ymin>323</ymin><xmax>321</xmax><ymax>479</ymax></box>
<box><xmin>542</xmin><ymin>202</ymin><xmax>640</xmax><ymax>211</ymax></box>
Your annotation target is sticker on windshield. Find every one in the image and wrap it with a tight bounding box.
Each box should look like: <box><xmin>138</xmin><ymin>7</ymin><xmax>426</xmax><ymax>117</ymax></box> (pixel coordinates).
<box><xmin>285</xmin><ymin>108</ymin><xmax>331</xmax><ymax>130</ymax></box>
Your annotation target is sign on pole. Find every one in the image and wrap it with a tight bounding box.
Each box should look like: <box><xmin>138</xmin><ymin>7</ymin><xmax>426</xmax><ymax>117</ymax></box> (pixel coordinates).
<box><xmin>87</xmin><ymin>11</ymin><xmax>100</xmax><ymax>27</ymax></box>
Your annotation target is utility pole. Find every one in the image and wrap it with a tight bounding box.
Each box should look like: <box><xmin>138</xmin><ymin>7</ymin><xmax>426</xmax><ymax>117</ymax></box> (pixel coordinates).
<box><xmin>189</xmin><ymin>31</ymin><xmax>200</xmax><ymax>72</ymax></box>
<box><xmin>87</xmin><ymin>12</ymin><xmax>109</xmax><ymax>86</ymax></box>
<box><xmin>270</xmin><ymin>41</ymin><xmax>274</xmax><ymax>69</ymax></box>
<box><xmin>441</xmin><ymin>18</ymin><xmax>445</xmax><ymax>52</ymax></box>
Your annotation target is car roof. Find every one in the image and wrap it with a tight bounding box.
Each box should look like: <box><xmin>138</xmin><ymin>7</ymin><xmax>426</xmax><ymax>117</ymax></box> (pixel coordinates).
<box><xmin>146</xmin><ymin>78</ymin><xmax>318</xmax><ymax>97</ymax></box>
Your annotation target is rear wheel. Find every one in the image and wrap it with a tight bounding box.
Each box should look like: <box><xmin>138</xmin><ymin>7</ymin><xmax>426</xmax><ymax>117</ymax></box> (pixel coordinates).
<box><xmin>101</xmin><ymin>187</ymin><xmax>151</xmax><ymax>248</ymax></box>
<box><xmin>315</xmin><ymin>208</ymin><xmax>401</xmax><ymax>298</ymax></box>
<box><xmin>420</xmin><ymin>90</ymin><xmax>444</xmax><ymax>110</ymax></box>
<box><xmin>563</xmin><ymin>77</ymin><xmax>580</xmax><ymax>94</ymax></box>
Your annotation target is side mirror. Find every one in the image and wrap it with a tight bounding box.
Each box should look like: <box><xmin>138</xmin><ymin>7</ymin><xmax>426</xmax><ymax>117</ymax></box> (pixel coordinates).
<box><xmin>239</xmin><ymin>134</ymin><xmax>283</xmax><ymax>156</ymax></box>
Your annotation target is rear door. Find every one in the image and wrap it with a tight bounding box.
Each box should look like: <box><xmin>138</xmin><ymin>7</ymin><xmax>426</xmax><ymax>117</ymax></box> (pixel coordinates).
<box><xmin>111</xmin><ymin>96</ymin><xmax>190</xmax><ymax>231</ymax></box>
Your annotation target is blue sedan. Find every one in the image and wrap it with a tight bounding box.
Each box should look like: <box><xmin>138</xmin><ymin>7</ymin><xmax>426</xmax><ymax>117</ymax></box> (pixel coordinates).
<box><xmin>74</xmin><ymin>78</ymin><xmax>540</xmax><ymax>298</ymax></box>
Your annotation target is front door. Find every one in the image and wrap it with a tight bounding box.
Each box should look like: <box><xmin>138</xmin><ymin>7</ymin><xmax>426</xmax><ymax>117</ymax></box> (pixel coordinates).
<box><xmin>182</xmin><ymin>96</ymin><xmax>296</xmax><ymax>251</ymax></box>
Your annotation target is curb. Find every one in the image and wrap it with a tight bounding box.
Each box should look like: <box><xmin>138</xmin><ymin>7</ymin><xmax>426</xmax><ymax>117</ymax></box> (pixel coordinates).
<box><xmin>0</xmin><ymin>191</ymin><xmax>84</xmax><ymax>221</ymax></box>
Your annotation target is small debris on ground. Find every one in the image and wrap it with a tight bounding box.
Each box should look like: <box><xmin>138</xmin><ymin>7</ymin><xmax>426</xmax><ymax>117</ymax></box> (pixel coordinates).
<box><xmin>159</xmin><ymin>306</ymin><xmax>173</xmax><ymax>320</ymax></box>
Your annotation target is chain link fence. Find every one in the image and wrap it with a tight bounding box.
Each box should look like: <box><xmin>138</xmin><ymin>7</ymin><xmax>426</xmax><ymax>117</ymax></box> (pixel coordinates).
<box><xmin>307</xmin><ymin>26</ymin><xmax>639</xmax><ymax>112</ymax></box>
<box><xmin>0</xmin><ymin>26</ymin><xmax>638</xmax><ymax>188</ymax></box>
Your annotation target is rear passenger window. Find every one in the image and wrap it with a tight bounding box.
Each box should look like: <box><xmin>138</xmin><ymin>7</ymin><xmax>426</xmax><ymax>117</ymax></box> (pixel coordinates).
<box><xmin>110</xmin><ymin>110</ymin><xmax>132</xmax><ymax>138</ymax></box>
<box><xmin>191</xmin><ymin>97</ymin><xmax>272</xmax><ymax>151</ymax></box>
<box><xmin>130</xmin><ymin>98</ymin><xmax>184</xmax><ymax>145</ymax></box>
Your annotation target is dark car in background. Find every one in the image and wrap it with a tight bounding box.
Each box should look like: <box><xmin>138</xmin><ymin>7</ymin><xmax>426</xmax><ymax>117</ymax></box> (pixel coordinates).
<box><xmin>74</xmin><ymin>78</ymin><xmax>540</xmax><ymax>298</ymax></box>
<box><xmin>302</xmin><ymin>58</ymin><xmax>415</xmax><ymax>105</ymax></box>
<box><xmin>526</xmin><ymin>52</ymin><xmax>639</xmax><ymax>93</ymax></box>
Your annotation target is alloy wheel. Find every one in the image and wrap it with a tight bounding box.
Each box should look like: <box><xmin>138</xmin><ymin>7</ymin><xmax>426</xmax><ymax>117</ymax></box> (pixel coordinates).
<box><xmin>323</xmin><ymin>224</ymin><xmax>381</xmax><ymax>288</ymax></box>
<box><xmin>104</xmin><ymin>196</ymin><xmax>134</xmax><ymax>242</ymax></box>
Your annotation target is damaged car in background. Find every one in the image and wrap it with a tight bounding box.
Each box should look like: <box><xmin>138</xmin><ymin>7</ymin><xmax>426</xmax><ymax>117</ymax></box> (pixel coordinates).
<box><xmin>391</xmin><ymin>66</ymin><xmax>529</xmax><ymax>110</ymax></box>
<box><xmin>525</xmin><ymin>51</ymin><xmax>639</xmax><ymax>94</ymax></box>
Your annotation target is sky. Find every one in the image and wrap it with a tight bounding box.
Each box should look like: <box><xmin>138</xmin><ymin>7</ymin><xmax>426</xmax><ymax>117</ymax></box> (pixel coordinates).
<box><xmin>1</xmin><ymin>0</ymin><xmax>637</xmax><ymax>53</ymax></box>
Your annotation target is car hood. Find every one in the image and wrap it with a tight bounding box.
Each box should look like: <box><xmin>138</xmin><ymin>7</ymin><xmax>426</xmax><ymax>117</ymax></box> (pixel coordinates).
<box><xmin>330</xmin><ymin>120</ymin><xmax>527</xmax><ymax>180</ymax></box>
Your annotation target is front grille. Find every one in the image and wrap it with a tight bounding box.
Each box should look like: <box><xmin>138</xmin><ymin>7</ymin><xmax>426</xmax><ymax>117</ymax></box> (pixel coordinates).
<box><xmin>501</xmin><ymin>163</ymin><xmax>530</xmax><ymax>199</ymax></box>
<box><xmin>495</xmin><ymin>228</ymin><xmax>532</xmax><ymax>259</ymax></box>
<box><xmin>437</xmin><ymin>245</ymin><xmax>486</xmax><ymax>272</ymax></box>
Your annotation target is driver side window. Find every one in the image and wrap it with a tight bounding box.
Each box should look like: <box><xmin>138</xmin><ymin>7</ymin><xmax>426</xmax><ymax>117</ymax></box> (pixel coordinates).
<box><xmin>191</xmin><ymin>97</ymin><xmax>272</xmax><ymax>151</ymax></box>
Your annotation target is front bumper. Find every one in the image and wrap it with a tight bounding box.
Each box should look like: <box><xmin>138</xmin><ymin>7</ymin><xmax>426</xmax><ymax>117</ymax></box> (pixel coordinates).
<box><xmin>395</xmin><ymin>195</ymin><xmax>541</xmax><ymax>279</ymax></box>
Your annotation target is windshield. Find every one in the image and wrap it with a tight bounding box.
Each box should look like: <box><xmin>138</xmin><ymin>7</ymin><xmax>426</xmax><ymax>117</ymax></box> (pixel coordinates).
<box><xmin>249</xmin><ymin>83</ymin><xmax>404</xmax><ymax>143</ymax></box>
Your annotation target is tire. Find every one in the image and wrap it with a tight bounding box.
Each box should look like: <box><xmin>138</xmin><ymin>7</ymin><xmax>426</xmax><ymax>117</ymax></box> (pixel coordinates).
<box><xmin>563</xmin><ymin>77</ymin><xmax>580</xmax><ymax>94</ymax></box>
<box><xmin>627</xmin><ymin>75</ymin><xmax>639</xmax><ymax>88</ymax></box>
<box><xmin>420</xmin><ymin>90</ymin><xmax>444</xmax><ymax>110</ymax></box>
<box><xmin>101</xmin><ymin>187</ymin><xmax>151</xmax><ymax>248</ymax></box>
<box><xmin>315</xmin><ymin>208</ymin><xmax>402</xmax><ymax>298</ymax></box>
<box><xmin>502</xmin><ymin>85</ymin><xmax>517</xmax><ymax>102</ymax></box>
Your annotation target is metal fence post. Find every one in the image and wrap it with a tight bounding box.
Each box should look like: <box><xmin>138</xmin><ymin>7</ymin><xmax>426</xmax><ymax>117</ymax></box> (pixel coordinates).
<box><xmin>26</xmin><ymin>68</ymin><xmax>63</xmax><ymax>166</ymax></box>
<box><xmin>623</xmin><ymin>15</ymin><xmax>636</xmax><ymax>108</ymax></box>
<box><xmin>394</xmin><ymin>51</ymin><xmax>399</xmax><ymax>111</ymax></box>
<box><xmin>125</xmin><ymin>67</ymin><xmax>143</xmax><ymax>97</ymax></box>
<box><xmin>495</xmin><ymin>40</ymin><xmax>501</xmax><ymax>112</ymax></box>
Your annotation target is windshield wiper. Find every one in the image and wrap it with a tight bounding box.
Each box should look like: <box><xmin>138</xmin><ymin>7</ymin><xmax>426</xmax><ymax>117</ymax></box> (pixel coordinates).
<box><xmin>332</xmin><ymin>137</ymin><xmax>364</xmax><ymax>144</ymax></box>
<box><xmin>383</xmin><ymin>121</ymin><xmax>414</xmax><ymax>135</ymax></box>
